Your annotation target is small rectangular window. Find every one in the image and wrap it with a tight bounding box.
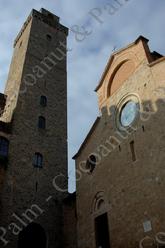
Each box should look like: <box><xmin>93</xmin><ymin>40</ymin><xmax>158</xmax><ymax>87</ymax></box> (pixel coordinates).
<box><xmin>38</xmin><ymin>116</ymin><xmax>46</xmax><ymax>129</ymax></box>
<box><xmin>130</xmin><ymin>141</ymin><xmax>136</xmax><ymax>162</ymax></box>
<box><xmin>40</xmin><ymin>96</ymin><xmax>47</xmax><ymax>107</ymax></box>
<box><xmin>33</xmin><ymin>153</ymin><xmax>43</xmax><ymax>168</ymax></box>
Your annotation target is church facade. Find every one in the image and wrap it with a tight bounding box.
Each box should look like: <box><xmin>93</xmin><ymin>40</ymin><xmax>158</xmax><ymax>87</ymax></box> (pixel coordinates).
<box><xmin>1</xmin><ymin>7</ymin><xmax>165</xmax><ymax>248</ymax></box>
<box><xmin>73</xmin><ymin>36</ymin><xmax>165</xmax><ymax>248</ymax></box>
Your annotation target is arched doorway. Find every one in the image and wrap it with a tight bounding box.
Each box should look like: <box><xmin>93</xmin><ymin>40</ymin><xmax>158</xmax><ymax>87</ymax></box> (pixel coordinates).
<box><xmin>92</xmin><ymin>192</ymin><xmax>111</xmax><ymax>248</ymax></box>
<box><xmin>18</xmin><ymin>222</ymin><xmax>47</xmax><ymax>248</ymax></box>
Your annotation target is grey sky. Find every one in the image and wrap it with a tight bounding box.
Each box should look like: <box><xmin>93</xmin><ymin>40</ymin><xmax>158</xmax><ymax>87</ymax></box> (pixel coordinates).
<box><xmin>0</xmin><ymin>0</ymin><xmax>164</xmax><ymax>192</ymax></box>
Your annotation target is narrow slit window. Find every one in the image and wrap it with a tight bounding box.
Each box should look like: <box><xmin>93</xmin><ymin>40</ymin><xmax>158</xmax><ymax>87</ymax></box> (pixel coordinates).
<box><xmin>38</xmin><ymin>116</ymin><xmax>46</xmax><ymax>129</ymax></box>
<box><xmin>35</xmin><ymin>181</ymin><xmax>38</xmax><ymax>192</ymax></box>
<box><xmin>130</xmin><ymin>141</ymin><xmax>136</xmax><ymax>162</ymax></box>
<box><xmin>40</xmin><ymin>96</ymin><xmax>47</xmax><ymax>107</ymax></box>
<box><xmin>33</xmin><ymin>153</ymin><xmax>43</xmax><ymax>168</ymax></box>
<box><xmin>86</xmin><ymin>154</ymin><xmax>96</xmax><ymax>173</ymax></box>
<box><xmin>19</xmin><ymin>41</ymin><xmax>22</xmax><ymax>48</ymax></box>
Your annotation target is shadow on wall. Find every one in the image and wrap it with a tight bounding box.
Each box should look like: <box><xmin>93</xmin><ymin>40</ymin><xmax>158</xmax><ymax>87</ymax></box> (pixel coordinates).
<box><xmin>75</xmin><ymin>95</ymin><xmax>165</xmax><ymax>248</ymax></box>
<box><xmin>17</xmin><ymin>222</ymin><xmax>47</xmax><ymax>248</ymax></box>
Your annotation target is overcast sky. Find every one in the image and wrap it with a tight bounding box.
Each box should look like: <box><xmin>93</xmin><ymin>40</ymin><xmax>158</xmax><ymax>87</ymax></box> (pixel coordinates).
<box><xmin>0</xmin><ymin>0</ymin><xmax>164</xmax><ymax>192</ymax></box>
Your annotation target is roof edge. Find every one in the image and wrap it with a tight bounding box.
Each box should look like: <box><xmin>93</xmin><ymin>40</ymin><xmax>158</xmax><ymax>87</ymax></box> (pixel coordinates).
<box><xmin>94</xmin><ymin>36</ymin><xmax>149</xmax><ymax>92</ymax></box>
<box><xmin>149</xmin><ymin>56</ymin><xmax>165</xmax><ymax>67</ymax></box>
<box><xmin>72</xmin><ymin>117</ymin><xmax>101</xmax><ymax>160</ymax></box>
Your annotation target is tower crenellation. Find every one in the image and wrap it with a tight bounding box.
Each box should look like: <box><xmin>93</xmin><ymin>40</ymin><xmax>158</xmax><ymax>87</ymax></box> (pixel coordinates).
<box><xmin>14</xmin><ymin>8</ymin><xmax>68</xmax><ymax>48</ymax></box>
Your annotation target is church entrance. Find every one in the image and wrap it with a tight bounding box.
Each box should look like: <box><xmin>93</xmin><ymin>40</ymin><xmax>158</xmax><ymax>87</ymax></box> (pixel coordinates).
<box><xmin>18</xmin><ymin>222</ymin><xmax>47</xmax><ymax>248</ymax></box>
<box><xmin>95</xmin><ymin>213</ymin><xmax>110</xmax><ymax>248</ymax></box>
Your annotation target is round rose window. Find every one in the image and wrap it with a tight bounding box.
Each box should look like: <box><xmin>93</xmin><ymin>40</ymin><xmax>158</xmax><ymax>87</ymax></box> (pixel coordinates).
<box><xmin>120</xmin><ymin>101</ymin><xmax>139</xmax><ymax>127</ymax></box>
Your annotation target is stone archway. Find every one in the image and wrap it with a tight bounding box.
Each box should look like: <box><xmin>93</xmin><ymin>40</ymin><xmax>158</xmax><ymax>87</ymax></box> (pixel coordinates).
<box><xmin>18</xmin><ymin>222</ymin><xmax>47</xmax><ymax>248</ymax></box>
<box><xmin>91</xmin><ymin>192</ymin><xmax>111</xmax><ymax>248</ymax></box>
<box><xmin>107</xmin><ymin>59</ymin><xmax>135</xmax><ymax>97</ymax></box>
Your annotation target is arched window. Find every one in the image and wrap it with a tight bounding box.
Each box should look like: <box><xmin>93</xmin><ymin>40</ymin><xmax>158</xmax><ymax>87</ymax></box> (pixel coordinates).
<box><xmin>40</xmin><ymin>96</ymin><xmax>47</xmax><ymax>107</ymax></box>
<box><xmin>46</xmin><ymin>34</ymin><xmax>52</xmax><ymax>41</ymax></box>
<box><xmin>0</xmin><ymin>137</ymin><xmax>9</xmax><ymax>157</ymax></box>
<box><xmin>86</xmin><ymin>154</ymin><xmax>96</xmax><ymax>173</ymax></box>
<box><xmin>33</xmin><ymin>153</ymin><xmax>43</xmax><ymax>168</ymax></box>
<box><xmin>38</xmin><ymin>116</ymin><xmax>46</xmax><ymax>129</ymax></box>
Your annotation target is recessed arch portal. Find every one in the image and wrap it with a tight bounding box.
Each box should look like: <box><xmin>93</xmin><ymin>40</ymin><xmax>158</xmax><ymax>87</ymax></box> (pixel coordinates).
<box><xmin>92</xmin><ymin>192</ymin><xmax>111</xmax><ymax>248</ymax></box>
<box><xmin>91</xmin><ymin>191</ymin><xmax>108</xmax><ymax>214</ymax></box>
<box><xmin>107</xmin><ymin>59</ymin><xmax>135</xmax><ymax>97</ymax></box>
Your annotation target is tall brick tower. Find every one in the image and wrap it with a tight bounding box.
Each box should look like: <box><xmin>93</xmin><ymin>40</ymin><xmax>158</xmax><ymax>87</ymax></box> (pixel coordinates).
<box><xmin>0</xmin><ymin>8</ymin><xmax>68</xmax><ymax>248</ymax></box>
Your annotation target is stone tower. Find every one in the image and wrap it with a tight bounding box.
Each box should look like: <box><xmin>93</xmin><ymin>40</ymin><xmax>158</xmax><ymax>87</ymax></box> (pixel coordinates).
<box><xmin>0</xmin><ymin>8</ymin><xmax>68</xmax><ymax>248</ymax></box>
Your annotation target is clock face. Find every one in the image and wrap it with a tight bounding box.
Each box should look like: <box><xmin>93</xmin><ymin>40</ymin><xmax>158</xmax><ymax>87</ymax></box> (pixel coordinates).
<box><xmin>120</xmin><ymin>101</ymin><xmax>139</xmax><ymax>127</ymax></box>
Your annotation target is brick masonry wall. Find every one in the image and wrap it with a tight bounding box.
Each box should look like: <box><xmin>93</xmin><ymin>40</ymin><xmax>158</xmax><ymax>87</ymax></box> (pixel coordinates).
<box><xmin>63</xmin><ymin>193</ymin><xmax>77</xmax><ymax>248</ymax></box>
<box><xmin>75</xmin><ymin>40</ymin><xmax>165</xmax><ymax>248</ymax></box>
<box><xmin>0</xmin><ymin>9</ymin><xmax>69</xmax><ymax>248</ymax></box>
